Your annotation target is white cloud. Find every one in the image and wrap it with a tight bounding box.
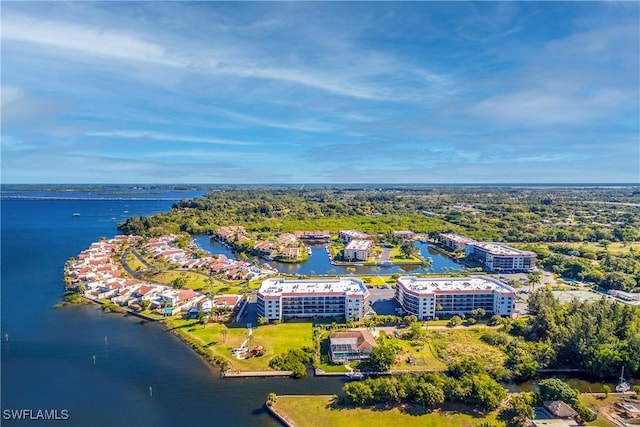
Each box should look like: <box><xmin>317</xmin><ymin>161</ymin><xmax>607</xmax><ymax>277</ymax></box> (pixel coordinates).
<box><xmin>1</xmin><ymin>86</ymin><xmax>24</xmax><ymax>108</ymax></box>
<box><xmin>86</xmin><ymin>130</ymin><xmax>263</xmax><ymax>146</ymax></box>
<box><xmin>1</xmin><ymin>13</ymin><xmax>185</xmax><ymax>67</ymax></box>
<box><xmin>469</xmin><ymin>88</ymin><xmax>631</xmax><ymax>126</ymax></box>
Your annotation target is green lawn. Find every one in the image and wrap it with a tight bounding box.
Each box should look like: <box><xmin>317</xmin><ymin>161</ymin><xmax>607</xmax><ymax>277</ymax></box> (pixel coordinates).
<box><xmin>271</xmin><ymin>396</ymin><xmax>506</xmax><ymax>427</ymax></box>
<box><xmin>167</xmin><ymin>319</ymin><xmax>313</xmax><ymax>371</ymax></box>
<box><xmin>125</xmin><ymin>253</ymin><xmax>147</xmax><ymax>272</ymax></box>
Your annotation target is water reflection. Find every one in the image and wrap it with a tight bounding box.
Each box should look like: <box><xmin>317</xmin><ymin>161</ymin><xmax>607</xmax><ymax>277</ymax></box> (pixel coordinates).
<box><xmin>194</xmin><ymin>237</ymin><xmax>464</xmax><ymax>276</ymax></box>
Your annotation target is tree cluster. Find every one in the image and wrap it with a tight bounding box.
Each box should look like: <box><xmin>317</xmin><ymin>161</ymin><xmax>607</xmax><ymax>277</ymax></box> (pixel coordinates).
<box><xmin>512</xmin><ymin>289</ymin><xmax>640</xmax><ymax>377</ymax></box>
<box><xmin>268</xmin><ymin>347</ymin><xmax>316</xmax><ymax>378</ymax></box>
<box><xmin>343</xmin><ymin>369</ymin><xmax>507</xmax><ymax>412</ymax></box>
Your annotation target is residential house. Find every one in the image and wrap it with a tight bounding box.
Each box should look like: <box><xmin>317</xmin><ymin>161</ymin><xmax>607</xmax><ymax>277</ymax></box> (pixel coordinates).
<box><xmin>329</xmin><ymin>330</ymin><xmax>377</xmax><ymax>363</ymax></box>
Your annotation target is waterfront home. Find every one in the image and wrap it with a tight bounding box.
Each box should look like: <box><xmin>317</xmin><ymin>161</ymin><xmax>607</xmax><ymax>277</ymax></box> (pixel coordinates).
<box><xmin>253</xmin><ymin>241</ymin><xmax>276</xmax><ymax>257</ymax></box>
<box><xmin>216</xmin><ymin>225</ymin><xmax>246</xmax><ymax>241</ymax></box>
<box><xmin>343</xmin><ymin>239</ymin><xmax>373</xmax><ymax>261</ymax></box>
<box><xmin>276</xmin><ymin>233</ymin><xmax>298</xmax><ymax>246</ymax></box>
<box><xmin>295</xmin><ymin>231</ymin><xmax>331</xmax><ymax>241</ymax></box>
<box><xmin>278</xmin><ymin>247</ymin><xmax>300</xmax><ymax>260</ymax></box>
<box><xmin>542</xmin><ymin>401</ymin><xmax>579</xmax><ymax>420</ymax></box>
<box><xmin>329</xmin><ymin>330</ymin><xmax>377</xmax><ymax>363</ymax></box>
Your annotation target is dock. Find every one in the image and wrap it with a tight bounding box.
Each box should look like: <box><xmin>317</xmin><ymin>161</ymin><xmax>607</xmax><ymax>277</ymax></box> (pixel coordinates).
<box><xmin>223</xmin><ymin>370</ymin><xmax>293</xmax><ymax>378</ymax></box>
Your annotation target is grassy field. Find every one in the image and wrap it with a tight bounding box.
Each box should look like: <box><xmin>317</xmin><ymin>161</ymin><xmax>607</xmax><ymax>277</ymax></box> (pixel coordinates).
<box><xmin>125</xmin><ymin>252</ymin><xmax>147</xmax><ymax>272</ymax></box>
<box><xmin>426</xmin><ymin>328</ymin><xmax>506</xmax><ymax>366</ymax></box>
<box><xmin>167</xmin><ymin>318</ymin><xmax>313</xmax><ymax>371</ymax></box>
<box><xmin>565</xmin><ymin>241</ymin><xmax>640</xmax><ymax>256</ymax></box>
<box><xmin>149</xmin><ymin>271</ymin><xmax>240</xmax><ymax>293</ymax></box>
<box><xmin>271</xmin><ymin>395</ymin><xmax>506</xmax><ymax>427</ymax></box>
<box><xmin>376</xmin><ymin>330</ymin><xmax>447</xmax><ymax>371</ymax></box>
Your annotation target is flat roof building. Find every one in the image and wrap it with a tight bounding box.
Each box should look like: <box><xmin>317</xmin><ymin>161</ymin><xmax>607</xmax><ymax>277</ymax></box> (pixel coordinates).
<box><xmin>395</xmin><ymin>276</ymin><xmax>515</xmax><ymax>320</ymax></box>
<box><xmin>339</xmin><ymin>230</ymin><xmax>369</xmax><ymax>243</ymax></box>
<box><xmin>466</xmin><ymin>242</ymin><xmax>536</xmax><ymax>272</ymax></box>
<box><xmin>257</xmin><ymin>277</ymin><xmax>369</xmax><ymax>322</ymax></box>
<box><xmin>344</xmin><ymin>239</ymin><xmax>374</xmax><ymax>261</ymax></box>
<box><xmin>438</xmin><ymin>233</ymin><xmax>478</xmax><ymax>251</ymax></box>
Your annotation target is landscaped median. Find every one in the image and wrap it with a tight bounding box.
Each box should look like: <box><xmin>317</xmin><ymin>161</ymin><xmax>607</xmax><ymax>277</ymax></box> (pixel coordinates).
<box><xmin>268</xmin><ymin>395</ymin><xmax>506</xmax><ymax>427</ymax></box>
<box><xmin>164</xmin><ymin>318</ymin><xmax>313</xmax><ymax>373</ymax></box>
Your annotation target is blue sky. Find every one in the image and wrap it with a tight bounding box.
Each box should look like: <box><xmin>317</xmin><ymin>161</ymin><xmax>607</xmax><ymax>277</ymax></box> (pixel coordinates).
<box><xmin>1</xmin><ymin>2</ymin><xmax>638</xmax><ymax>184</ymax></box>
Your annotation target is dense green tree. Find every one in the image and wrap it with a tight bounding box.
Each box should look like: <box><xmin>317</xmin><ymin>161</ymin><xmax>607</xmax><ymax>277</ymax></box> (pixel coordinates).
<box><xmin>537</xmin><ymin>378</ymin><xmax>578</xmax><ymax>404</ymax></box>
<box><xmin>368</xmin><ymin>345</ymin><xmax>396</xmax><ymax>372</ymax></box>
<box><xmin>501</xmin><ymin>392</ymin><xmax>536</xmax><ymax>426</ymax></box>
<box><xmin>414</xmin><ymin>381</ymin><xmax>445</xmax><ymax>407</ymax></box>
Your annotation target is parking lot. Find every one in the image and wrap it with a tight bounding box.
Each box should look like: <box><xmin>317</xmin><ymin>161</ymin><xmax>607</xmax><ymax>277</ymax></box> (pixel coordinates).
<box><xmin>366</xmin><ymin>286</ymin><xmax>400</xmax><ymax>316</ymax></box>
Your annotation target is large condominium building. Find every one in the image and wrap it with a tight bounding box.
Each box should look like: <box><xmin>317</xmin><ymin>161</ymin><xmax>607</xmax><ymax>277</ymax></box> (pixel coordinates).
<box><xmin>343</xmin><ymin>239</ymin><xmax>374</xmax><ymax>261</ymax></box>
<box><xmin>438</xmin><ymin>233</ymin><xmax>478</xmax><ymax>251</ymax></box>
<box><xmin>339</xmin><ymin>230</ymin><xmax>369</xmax><ymax>243</ymax></box>
<box><xmin>465</xmin><ymin>242</ymin><xmax>536</xmax><ymax>272</ymax></box>
<box><xmin>257</xmin><ymin>277</ymin><xmax>369</xmax><ymax>322</ymax></box>
<box><xmin>395</xmin><ymin>276</ymin><xmax>515</xmax><ymax>320</ymax></box>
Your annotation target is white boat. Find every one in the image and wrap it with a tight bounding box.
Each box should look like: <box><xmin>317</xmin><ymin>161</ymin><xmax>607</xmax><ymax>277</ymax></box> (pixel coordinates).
<box><xmin>616</xmin><ymin>366</ymin><xmax>631</xmax><ymax>393</ymax></box>
<box><xmin>345</xmin><ymin>371</ymin><xmax>364</xmax><ymax>380</ymax></box>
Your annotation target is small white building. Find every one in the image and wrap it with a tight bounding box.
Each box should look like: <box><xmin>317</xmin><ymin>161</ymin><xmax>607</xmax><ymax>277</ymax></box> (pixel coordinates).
<box><xmin>343</xmin><ymin>239</ymin><xmax>374</xmax><ymax>261</ymax></box>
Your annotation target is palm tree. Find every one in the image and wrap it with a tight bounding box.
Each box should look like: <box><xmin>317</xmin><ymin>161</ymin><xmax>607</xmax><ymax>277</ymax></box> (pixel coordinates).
<box><xmin>527</xmin><ymin>270</ymin><xmax>543</xmax><ymax>292</ymax></box>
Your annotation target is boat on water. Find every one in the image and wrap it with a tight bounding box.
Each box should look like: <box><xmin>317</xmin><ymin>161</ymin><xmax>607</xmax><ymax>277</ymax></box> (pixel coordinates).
<box><xmin>344</xmin><ymin>371</ymin><xmax>364</xmax><ymax>380</ymax></box>
<box><xmin>616</xmin><ymin>366</ymin><xmax>631</xmax><ymax>393</ymax></box>
<box><xmin>307</xmin><ymin>247</ymin><xmax>312</xmax><ymax>255</ymax></box>
<box><xmin>72</xmin><ymin>212</ymin><xmax>80</xmax><ymax>217</ymax></box>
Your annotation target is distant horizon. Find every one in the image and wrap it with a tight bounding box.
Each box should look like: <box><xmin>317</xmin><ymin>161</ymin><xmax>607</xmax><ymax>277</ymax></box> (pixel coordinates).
<box><xmin>2</xmin><ymin>182</ymin><xmax>638</xmax><ymax>187</ymax></box>
<box><xmin>2</xmin><ymin>2</ymin><xmax>638</xmax><ymax>183</ymax></box>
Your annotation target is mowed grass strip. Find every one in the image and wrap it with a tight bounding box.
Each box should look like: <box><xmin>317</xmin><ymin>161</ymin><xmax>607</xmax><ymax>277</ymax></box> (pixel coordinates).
<box><xmin>168</xmin><ymin>319</ymin><xmax>313</xmax><ymax>371</ymax></box>
<box><xmin>271</xmin><ymin>396</ymin><xmax>506</xmax><ymax>427</ymax></box>
<box><xmin>125</xmin><ymin>252</ymin><xmax>147</xmax><ymax>271</ymax></box>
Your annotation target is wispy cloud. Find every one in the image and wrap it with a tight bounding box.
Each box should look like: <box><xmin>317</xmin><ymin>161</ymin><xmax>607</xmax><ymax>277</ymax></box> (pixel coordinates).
<box><xmin>2</xmin><ymin>14</ymin><xmax>185</xmax><ymax>67</ymax></box>
<box><xmin>86</xmin><ymin>130</ymin><xmax>263</xmax><ymax>146</ymax></box>
<box><xmin>1</xmin><ymin>2</ymin><xmax>637</xmax><ymax>183</ymax></box>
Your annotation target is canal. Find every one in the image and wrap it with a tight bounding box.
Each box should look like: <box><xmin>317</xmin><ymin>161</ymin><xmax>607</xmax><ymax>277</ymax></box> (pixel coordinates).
<box><xmin>193</xmin><ymin>237</ymin><xmax>463</xmax><ymax>276</ymax></box>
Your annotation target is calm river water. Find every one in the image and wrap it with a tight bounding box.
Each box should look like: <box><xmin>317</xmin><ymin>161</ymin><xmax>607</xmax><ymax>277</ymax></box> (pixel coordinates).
<box><xmin>0</xmin><ymin>190</ymin><xmax>343</xmax><ymax>427</ymax></box>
